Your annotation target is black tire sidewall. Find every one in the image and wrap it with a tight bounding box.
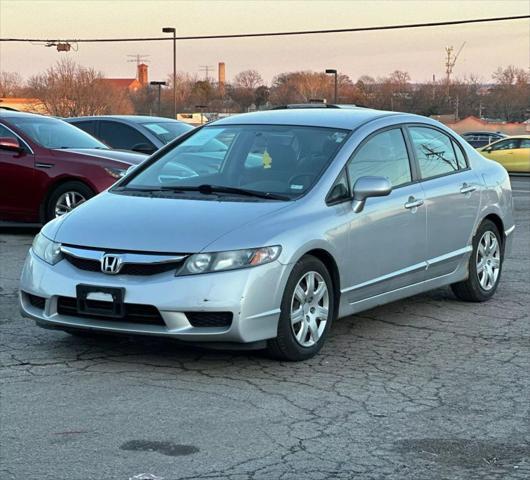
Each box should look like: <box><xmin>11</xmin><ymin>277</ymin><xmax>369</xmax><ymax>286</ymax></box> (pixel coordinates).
<box><xmin>273</xmin><ymin>256</ymin><xmax>335</xmax><ymax>361</ymax></box>
<box><xmin>45</xmin><ymin>181</ymin><xmax>94</xmax><ymax>222</ymax></box>
<box><xmin>467</xmin><ymin>220</ymin><xmax>503</xmax><ymax>301</ymax></box>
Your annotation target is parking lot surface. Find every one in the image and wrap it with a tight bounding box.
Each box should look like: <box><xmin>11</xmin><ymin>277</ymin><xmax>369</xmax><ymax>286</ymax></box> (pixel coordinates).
<box><xmin>1</xmin><ymin>177</ymin><xmax>529</xmax><ymax>480</ymax></box>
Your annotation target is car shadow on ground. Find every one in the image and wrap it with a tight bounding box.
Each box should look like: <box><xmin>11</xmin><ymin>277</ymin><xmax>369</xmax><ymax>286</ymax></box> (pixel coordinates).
<box><xmin>40</xmin><ymin>286</ymin><xmax>461</xmax><ymax>367</ymax></box>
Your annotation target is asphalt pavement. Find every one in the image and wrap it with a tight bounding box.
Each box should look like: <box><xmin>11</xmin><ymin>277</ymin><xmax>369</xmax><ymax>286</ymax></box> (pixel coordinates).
<box><xmin>1</xmin><ymin>176</ymin><xmax>529</xmax><ymax>480</ymax></box>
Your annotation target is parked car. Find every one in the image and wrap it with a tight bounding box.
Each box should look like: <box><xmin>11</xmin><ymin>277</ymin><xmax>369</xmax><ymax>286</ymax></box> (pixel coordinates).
<box><xmin>0</xmin><ymin>111</ymin><xmax>147</xmax><ymax>223</ymax></box>
<box><xmin>20</xmin><ymin>107</ymin><xmax>514</xmax><ymax>361</ymax></box>
<box><xmin>477</xmin><ymin>135</ymin><xmax>530</xmax><ymax>173</ymax></box>
<box><xmin>66</xmin><ymin>115</ymin><xmax>194</xmax><ymax>154</ymax></box>
<box><xmin>461</xmin><ymin>131</ymin><xmax>507</xmax><ymax>148</ymax></box>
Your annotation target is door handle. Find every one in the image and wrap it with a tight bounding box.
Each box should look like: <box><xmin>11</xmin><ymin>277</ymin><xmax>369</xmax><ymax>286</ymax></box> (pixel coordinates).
<box><xmin>460</xmin><ymin>183</ymin><xmax>477</xmax><ymax>194</ymax></box>
<box><xmin>35</xmin><ymin>162</ymin><xmax>54</xmax><ymax>169</ymax></box>
<box><xmin>404</xmin><ymin>197</ymin><xmax>424</xmax><ymax>209</ymax></box>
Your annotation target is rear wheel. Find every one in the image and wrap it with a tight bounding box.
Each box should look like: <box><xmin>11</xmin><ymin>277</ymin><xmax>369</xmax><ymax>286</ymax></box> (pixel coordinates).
<box><xmin>451</xmin><ymin>219</ymin><xmax>503</xmax><ymax>302</ymax></box>
<box><xmin>45</xmin><ymin>181</ymin><xmax>94</xmax><ymax>222</ymax></box>
<box><xmin>267</xmin><ymin>255</ymin><xmax>335</xmax><ymax>361</ymax></box>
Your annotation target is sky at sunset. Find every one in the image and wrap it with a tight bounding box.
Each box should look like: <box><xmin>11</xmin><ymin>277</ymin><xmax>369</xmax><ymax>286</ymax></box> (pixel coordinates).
<box><xmin>0</xmin><ymin>0</ymin><xmax>528</xmax><ymax>84</ymax></box>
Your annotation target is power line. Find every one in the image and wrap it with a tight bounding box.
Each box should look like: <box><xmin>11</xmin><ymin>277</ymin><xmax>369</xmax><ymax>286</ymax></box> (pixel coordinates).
<box><xmin>1</xmin><ymin>15</ymin><xmax>528</xmax><ymax>43</ymax></box>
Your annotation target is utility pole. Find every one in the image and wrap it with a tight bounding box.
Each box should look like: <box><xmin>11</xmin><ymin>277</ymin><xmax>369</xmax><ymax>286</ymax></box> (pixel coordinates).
<box><xmin>199</xmin><ymin>65</ymin><xmax>214</xmax><ymax>81</ymax></box>
<box><xmin>162</xmin><ymin>27</ymin><xmax>177</xmax><ymax>119</ymax></box>
<box><xmin>444</xmin><ymin>42</ymin><xmax>466</xmax><ymax>96</ymax></box>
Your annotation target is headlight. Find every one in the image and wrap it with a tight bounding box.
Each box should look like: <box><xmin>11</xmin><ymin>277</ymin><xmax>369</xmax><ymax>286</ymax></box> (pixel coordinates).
<box><xmin>179</xmin><ymin>246</ymin><xmax>281</xmax><ymax>275</ymax></box>
<box><xmin>104</xmin><ymin>167</ymin><xmax>127</xmax><ymax>179</ymax></box>
<box><xmin>32</xmin><ymin>233</ymin><xmax>63</xmax><ymax>265</ymax></box>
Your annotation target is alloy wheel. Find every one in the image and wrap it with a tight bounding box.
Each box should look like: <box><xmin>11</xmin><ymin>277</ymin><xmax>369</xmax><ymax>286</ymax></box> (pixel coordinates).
<box><xmin>54</xmin><ymin>191</ymin><xmax>87</xmax><ymax>217</ymax></box>
<box><xmin>476</xmin><ymin>230</ymin><xmax>501</xmax><ymax>291</ymax></box>
<box><xmin>290</xmin><ymin>271</ymin><xmax>329</xmax><ymax>347</ymax></box>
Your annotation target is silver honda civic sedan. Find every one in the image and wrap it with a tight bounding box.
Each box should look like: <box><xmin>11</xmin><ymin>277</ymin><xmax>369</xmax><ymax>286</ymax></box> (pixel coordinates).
<box><xmin>19</xmin><ymin>107</ymin><xmax>515</xmax><ymax>361</ymax></box>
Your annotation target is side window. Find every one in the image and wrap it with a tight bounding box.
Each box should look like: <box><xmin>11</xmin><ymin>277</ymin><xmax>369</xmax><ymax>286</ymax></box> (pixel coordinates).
<box><xmin>327</xmin><ymin>169</ymin><xmax>350</xmax><ymax>204</ymax></box>
<box><xmin>72</xmin><ymin>120</ymin><xmax>97</xmax><ymax>137</ymax></box>
<box><xmin>452</xmin><ymin>140</ymin><xmax>467</xmax><ymax>169</ymax></box>
<box><xmin>98</xmin><ymin>121</ymin><xmax>153</xmax><ymax>151</ymax></box>
<box><xmin>490</xmin><ymin>139</ymin><xmax>519</xmax><ymax>151</ymax></box>
<box><xmin>0</xmin><ymin>124</ymin><xmax>29</xmax><ymax>153</ymax></box>
<box><xmin>409</xmin><ymin>127</ymin><xmax>459</xmax><ymax>179</ymax></box>
<box><xmin>347</xmin><ymin>128</ymin><xmax>411</xmax><ymax>188</ymax></box>
<box><xmin>0</xmin><ymin>124</ymin><xmax>18</xmax><ymax>140</ymax></box>
<box><xmin>519</xmin><ymin>139</ymin><xmax>530</xmax><ymax>149</ymax></box>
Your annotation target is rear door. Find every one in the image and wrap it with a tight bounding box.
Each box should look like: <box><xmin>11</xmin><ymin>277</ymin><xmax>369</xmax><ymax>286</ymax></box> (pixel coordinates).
<box><xmin>343</xmin><ymin>127</ymin><xmax>427</xmax><ymax>304</ymax></box>
<box><xmin>407</xmin><ymin>125</ymin><xmax>481</xmax><ymax>279</ymax></box>
<box><xmin>0</xmin><ymin>123</ymin><xmax>37</xmax><ymax>221</ymax></box>
<box><xmin>512</xmin><ymin>139</ymin><xmax>530</xmax><ymax>173</ymax></box>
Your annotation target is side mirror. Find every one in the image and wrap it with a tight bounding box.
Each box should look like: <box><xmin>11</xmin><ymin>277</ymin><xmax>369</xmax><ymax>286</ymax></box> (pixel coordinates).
<box><xmin>125</xmin><ymin>165</ymin><xmax>137</xmax><ymax>175</ymax></box>
<box><xmin>352</xmin><ymin>176</ymin><xmax>392</xmax><ymax>213</ymax></box>
<box><xmin>131</xmin><ymin>143</ymin><xmax>155</xmax><ymax>155</ymax></box>
<box><xmin>0</xmin><ymin>137</ymin><xmax>23</xmax><ymax>153</ymax></box>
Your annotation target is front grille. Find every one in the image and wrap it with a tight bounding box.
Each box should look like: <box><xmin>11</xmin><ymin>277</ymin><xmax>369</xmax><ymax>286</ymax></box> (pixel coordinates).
<box><xmin>27</xmin><ymin>293</ymin><xmax>46</xmax><ymax>309</ymax></box>
<box><xmin>186</xmin><ymin>312</ymin><xmax>233</xmax><ymax>328</ymax></box>
<box><xmin>64</xmin><ymin>254</ymin><xmax>183</xmax><ymax>276</ymax></box>
<box><xmin>57</xmin><ymin>296</ymin><xmax>165</xmax><ymax>326</ymax></box>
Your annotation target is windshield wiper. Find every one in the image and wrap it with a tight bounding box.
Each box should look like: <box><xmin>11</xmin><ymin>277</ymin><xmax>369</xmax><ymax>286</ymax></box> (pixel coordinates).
<box><xmin>161</xmin><ymin>184</ymin><xmax>290</xmax><ymax>201</ymax></box>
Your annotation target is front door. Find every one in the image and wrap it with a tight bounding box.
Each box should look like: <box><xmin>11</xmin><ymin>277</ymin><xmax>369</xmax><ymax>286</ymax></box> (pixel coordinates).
<box><xmin>0</xmin><ymin>124</ymin><xmax>36</xmax><ymax>222</ymax></box>
<box><xmin>343</xmin><ymin>127</ymin><xmax>427</xmax><ymax>304</ymax></box>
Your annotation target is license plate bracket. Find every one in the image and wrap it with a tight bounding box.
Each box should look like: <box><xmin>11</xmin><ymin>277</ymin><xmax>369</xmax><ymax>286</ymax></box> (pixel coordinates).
<box><xmin>76</xmin><ymin>284</ymin><xmax>125</xmax><ymax>318</ymax></box>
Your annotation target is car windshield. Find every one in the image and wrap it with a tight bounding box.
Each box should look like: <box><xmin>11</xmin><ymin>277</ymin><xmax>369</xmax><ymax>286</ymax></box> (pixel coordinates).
<box><xmin>141</xmin><ymin>121</ymin><xmax>194</xmax><ymax>144</ymax></box>
<box><xmin>8</xmin><ymin>116</ymin><xmax>108</xmax><ymax>149</ymax></box>
<box><xmin>120</xmin><ymin>124</ymin><xmax>349</xmax><ymax>199</ymax></box>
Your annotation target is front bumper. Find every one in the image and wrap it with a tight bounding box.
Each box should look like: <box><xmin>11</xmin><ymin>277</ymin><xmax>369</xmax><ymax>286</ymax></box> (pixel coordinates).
<box><xmin>20</xmin><ymin>250</ymin><xmax>290</xmax><ymax>343</ymax></box>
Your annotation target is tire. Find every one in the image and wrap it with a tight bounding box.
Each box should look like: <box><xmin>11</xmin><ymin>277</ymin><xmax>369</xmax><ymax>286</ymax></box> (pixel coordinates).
<box><xmin>451</xmin><ymin>219</ymin><xmax>503</xmax><ymax>302</ymax></box>
<box><xmin>267</xmin><ymin>255</ymin><xmax>335</xmax><ymax>361</ymax></box>
<box><xmin>45</xmin><ymin>181</ymin><xmax>94</xmax><ymax>222</ymax></box>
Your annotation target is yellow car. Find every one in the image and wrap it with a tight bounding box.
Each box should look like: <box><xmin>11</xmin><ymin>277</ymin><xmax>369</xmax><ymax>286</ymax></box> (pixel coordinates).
<box><xmin>478</xmin><ymin>135</ymin><xmax>530</xmax><ymax>173</ymax></box>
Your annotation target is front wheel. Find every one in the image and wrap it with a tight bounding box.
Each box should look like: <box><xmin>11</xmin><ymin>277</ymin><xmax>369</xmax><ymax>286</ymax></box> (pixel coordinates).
<box><xmin>267</xmin><ymin>255</ymin><xmax>335</xmax><ymax>361</ymax></box>
<box><xmin>45</xmin><ymin>181</ymin><xmax>94</xmax><ymax>222</ymax></box>
<box><xmin>451</xmin><ymin>219</ymin><xmax>503</xmax><ymax>302</ymax></box>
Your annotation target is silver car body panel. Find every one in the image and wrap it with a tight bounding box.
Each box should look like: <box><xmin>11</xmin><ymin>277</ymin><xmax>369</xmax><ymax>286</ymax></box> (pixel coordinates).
<box><xmin>20</xmin><ymin>109</ymin><xmax>515</xmax><ymax>343</ymax></box>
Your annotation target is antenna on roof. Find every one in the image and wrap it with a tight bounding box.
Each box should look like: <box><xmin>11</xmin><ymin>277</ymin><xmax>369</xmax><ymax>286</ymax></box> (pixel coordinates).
<box><xmin>127</xmin><ymin>54</ymin><xmax>150</xmax><ymax>65</ymax></box>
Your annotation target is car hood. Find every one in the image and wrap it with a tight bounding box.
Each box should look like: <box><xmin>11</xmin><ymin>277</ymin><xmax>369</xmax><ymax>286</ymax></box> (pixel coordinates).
<box><xmin>60</xmin><ymin>148</ymin><xmax>147</xmax><ymax>165</ymax></box>
<box><xmin>53</xmin><ymin>191</ymin><xmax>290</xmax><ymax>253</ymax></box>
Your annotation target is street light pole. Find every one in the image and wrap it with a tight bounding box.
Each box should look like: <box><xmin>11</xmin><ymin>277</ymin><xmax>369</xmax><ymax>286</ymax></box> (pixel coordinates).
<box><xmin>162</xmin><ymin>27</ymin><xmax>177</xmax><ymax>119</ymax></box>
<box><xmin>325</xmin><ymin>69</ymin><xmax>338</xmax><ymax>104</ymax></box>
<box><xmin>150</xmin><ymin>81</ymin><xmax>167</xmax><ymax>116</ymax></box>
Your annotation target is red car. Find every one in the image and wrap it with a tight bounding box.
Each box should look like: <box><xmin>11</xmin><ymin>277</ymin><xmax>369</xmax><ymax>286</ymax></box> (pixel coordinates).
<box><xmin>0</xmin><ymin>110</ymin><xmax>146</xmax><ymax>223</ymax></box>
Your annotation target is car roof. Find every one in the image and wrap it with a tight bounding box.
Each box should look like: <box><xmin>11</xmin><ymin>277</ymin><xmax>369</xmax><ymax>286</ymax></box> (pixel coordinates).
<box><xmin>485</xmin><ymin>134</ymin><xmax>530</xmax><ymax>145</ymax></box>
<box><xmin>0</xmin><ymin>110</ymin><xmax>49</xmax><ymax>120</ymax></box>
<box><xmin>463</xmin><ymin>131</ymin><xmax>506</xmax><ymax>135</ymax></box>
<box><xmin>210</xmin><ymin>108</ymin><xmax>406</xmax><ymax>130</ymax></box>
<box><xmin>66</xmin><ymin>115</ymin><xmax>183</xmax><ymax>124</ymax></box>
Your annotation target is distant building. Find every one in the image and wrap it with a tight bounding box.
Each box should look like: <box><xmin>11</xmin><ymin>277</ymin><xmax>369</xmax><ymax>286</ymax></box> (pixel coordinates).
<box><xmin>101</xmin><ymin>63</ymin><xmax>149</xmax><ymax>91</ymax></box>
<box><xmin>218</xmin><ymin>62</ymin><xmax>226</xmax><ymax>95</ymax></box>
<box><xmin>0</xmin><ymin>97</ymin><xmax>46</xmax><ymax>113</ymax></box>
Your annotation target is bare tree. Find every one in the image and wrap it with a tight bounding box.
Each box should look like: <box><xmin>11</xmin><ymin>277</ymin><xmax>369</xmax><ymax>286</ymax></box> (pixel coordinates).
<box><xmin>233</xmin><ymin>70</ymin><xmax>263</xmax><ymax>90</ymax></box>
<box><xmin>485</xmin><ymin>66</ymin><xmax>529</xmax><ymax>122</ymax></box>
<box><xmin>27</xmin><ymin>59</ymin><xmax>132</xmax><ymax>117</ymax></box>
<box><xmin>0</xmin><ymin>72</ymin><xmax>24</xmax><ymax>97</ymax></box>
